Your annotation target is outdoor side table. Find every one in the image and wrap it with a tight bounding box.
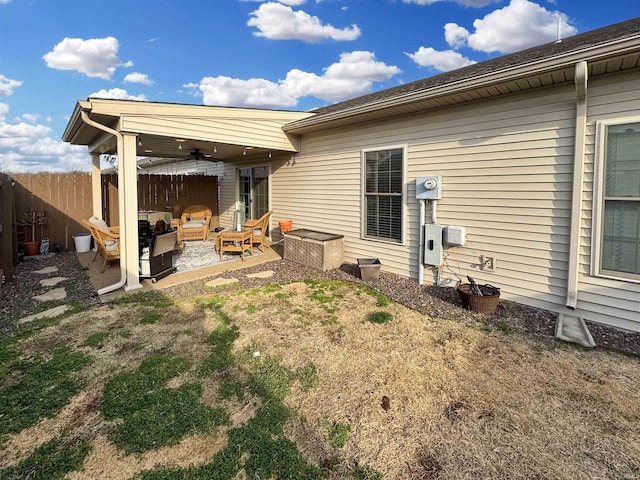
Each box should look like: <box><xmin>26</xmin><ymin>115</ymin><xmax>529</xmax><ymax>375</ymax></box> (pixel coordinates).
<box><xmin>217</xmin><ymin>229</ymin><xmax>253</xmax><ymax>261</ymax></box>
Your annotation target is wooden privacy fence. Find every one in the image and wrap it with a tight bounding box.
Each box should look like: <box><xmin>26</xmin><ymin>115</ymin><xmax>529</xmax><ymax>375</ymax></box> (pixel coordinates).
<box><xmin>12</xmin><ymin>172</ymin><xmax>93</xmax><ymax>252</ymax></box>
<box><xmin>0</xmin><ymin>172</ymin><xmax>219</xmax><ymax>283</ymax></box>
<box><xmin>102</xmin><ymin>174</ymin><xmax>219</xmax><ymax>227</ymax></box>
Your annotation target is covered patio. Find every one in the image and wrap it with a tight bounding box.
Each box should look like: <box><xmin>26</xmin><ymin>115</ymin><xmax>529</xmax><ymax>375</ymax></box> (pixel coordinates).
<box><xmin>63</xmin><ymin>98</ymin><xmax>313</xmax><ymax>295</ymax></box>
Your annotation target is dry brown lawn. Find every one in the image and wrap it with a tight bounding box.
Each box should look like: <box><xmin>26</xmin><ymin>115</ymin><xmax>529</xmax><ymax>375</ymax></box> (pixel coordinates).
<box><xmin>2</xmin><ymin>280</ymin><xmax>639</xmax><ymax>479</ymax></box>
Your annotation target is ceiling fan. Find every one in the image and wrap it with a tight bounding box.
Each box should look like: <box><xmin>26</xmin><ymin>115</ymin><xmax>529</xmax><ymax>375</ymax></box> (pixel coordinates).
<box><xmin>186</xmin><ymin>148</ymin><xmax>208</xmax><ymax>160</ymax></box>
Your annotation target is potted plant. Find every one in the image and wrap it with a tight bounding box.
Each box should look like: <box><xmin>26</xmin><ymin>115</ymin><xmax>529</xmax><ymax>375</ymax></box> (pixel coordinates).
<box><xmin>18</xmin><ymin>207</ymin><xmax>46</xmax><ymax>256</ymax></box>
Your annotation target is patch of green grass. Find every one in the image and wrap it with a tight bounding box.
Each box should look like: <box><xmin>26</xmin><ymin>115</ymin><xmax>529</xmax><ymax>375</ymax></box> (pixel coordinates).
<box><xmin>0</xmin><ymin>335</ymin><xmax>20</xmax><ymax>384</ymax></box>
<box><xmin>275</xmin><ymin>292</ymin><xmax>296</xmax><ymax>300</ymax></box>
<box><xmin>218</xmin><ymin>380</ymin><xmax>245</xmax><ymax>401</ymax></box>
<box><xmin>497</xmin><ymin>321</ymin><xmax>512</xmax><ymax>335</ymax></box>
<box><xmin>140</xmin><ymin>312</ymin><xmax>162</xmax><ymax>324</ymax></box>
<box><xmin>198</xmin><ymin>322</ymin><xmax>240</xmax><ymax>375</ymax></box>
<box><xmin>139</xmin><ymin>399</ymin><xmax>322</xmax><ymax>480</ymax></box>
<box><xmin>102</xmin><ymin>354</ymin><xmax>229</xmax><ymax>453</ymax></box>
<box><xmin>83</xmin><ymin>331</ymin><xmax>110</xmax><ymax>347</ymax></box>
<box><xmin>367</xmin><ymin>311</ymin><xmax>393</xmax><ymax>324</ymax></box>
<box><xmin>321</xmin><ymin>316</ymin><xmax>339</xmax><ymax>326</ymax></box>
<box><xmin>246</xmin><ymin>304</ymin><xmax>257</xmax><ymax>315</ymax></box>
<box><xmin>196</xmin><ymin>295</ymin><xmax>226</xmax><ymax>310</ymax></box>
<box><xmin>247</xmin><ymin>355</ymin><xmax>295</xmax><ymax>402</ymax></box>
<box><xmin>353</xmin><ymin>464</ymin><xmax>384</xmax><ymax>480</ymax></box>
<box><xmin>0</xmin><ymin>347</ymin><xmax>92</xmax><ymax>436</ymax></box>
<box><xmin>120</xmin><ymin>330</ymin><xmax>132</xmax><ymax>338</ymax></box>
<box><xmin>0</xmin><ymin>436</ymin><xmax>91</xmax><ymax>480</ymax></box>
<box><xmin>296</xmin><ymin>363</ymin><xmax>319</xmax><ymax>392</ymax></box>
<box><xmin>357</xmin><ymin>284</ymin><xmax>392</xmax><ymax>307</ymax></box>
<box><xmin>108</xmin><ymin>291</ymin><xmax>174</xmax><ymax>308</ymax></box>
<box><xmin>326</xmin><ymin>421</ymin><xmax>350</xmax><ymax>449</ymax></box>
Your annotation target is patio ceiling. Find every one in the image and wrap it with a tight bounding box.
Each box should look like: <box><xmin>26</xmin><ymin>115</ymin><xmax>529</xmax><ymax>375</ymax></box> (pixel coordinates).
<box><xmin>63</xmin><ymin>98</ymin><xmax>315</xmax><ymax>162</ymax></box>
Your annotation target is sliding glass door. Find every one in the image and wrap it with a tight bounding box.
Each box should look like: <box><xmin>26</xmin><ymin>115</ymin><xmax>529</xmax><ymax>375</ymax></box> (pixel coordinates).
<box><xmin>238</xmin><ymin>166</ymin><xmax>269</xmax><ymax>222</ymax></box>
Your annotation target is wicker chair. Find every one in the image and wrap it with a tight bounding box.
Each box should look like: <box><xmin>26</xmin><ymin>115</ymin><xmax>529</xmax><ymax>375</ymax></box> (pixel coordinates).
<box><xmin>243</xmin><ymin>210</ymin><xmax>273</xmax><ymax>253</ymax></box>
<box><xmin>81</xmin><ymin>217</ymin><xmax>120</xmax><ymax>273</ymax></box>
<box><xmin>177</xmin><ymin>205</ymin><xmax>212</xmax><ymax>242</ymax></box>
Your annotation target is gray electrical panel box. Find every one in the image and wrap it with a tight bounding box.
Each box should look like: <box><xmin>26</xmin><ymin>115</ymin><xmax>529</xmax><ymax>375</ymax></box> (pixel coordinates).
<box><xmin>416</xmin><ymin>176</ymin><xmax>442</xmax><ymax>200</ymax></box>
<box><xmin>423</xmin><ymin>224</ymin><xmax>444</xmax><ymax>266</ymax></box>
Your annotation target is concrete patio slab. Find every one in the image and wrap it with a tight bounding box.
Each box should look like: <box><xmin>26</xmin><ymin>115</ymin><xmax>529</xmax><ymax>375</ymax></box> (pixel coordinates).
<box><xmin>246</xmin><ymin>270</ymin><xmax>275</xmax><ymax>279</ymax></box>
<box><xmin>205</xmin><ymin>278</ymin><xmax>239</xmax><ymax>288</ymax></box>
<box><xmin>40</xmin><ymin>276</ymin><xmax>68</xmax><ymax>287</ymax></box>
<box><xmin>33</xmin><ymin>266</ymin><xmax>59</xmax><ymax>275</ymax></box>
<box><xmin>17</xmin><ymin>305</ymin><xmax>71</xmax><ymax>324</ymax></box>
<box><xmin>33</xmin><ymin>287</ymin><xmax>67</xmax><ymax>302</ymax></box>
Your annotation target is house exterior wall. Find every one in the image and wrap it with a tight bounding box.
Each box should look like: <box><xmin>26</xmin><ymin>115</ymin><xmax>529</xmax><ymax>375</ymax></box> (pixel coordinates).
<box><xmin>215</xmin><ymin>70</ymin><xmax>640</xmax><ymax>332</ymax></box>
<box><xmin>577</xmin><ymin>70</ymin><xmax>640</xmax><ymax>331</ymax></box>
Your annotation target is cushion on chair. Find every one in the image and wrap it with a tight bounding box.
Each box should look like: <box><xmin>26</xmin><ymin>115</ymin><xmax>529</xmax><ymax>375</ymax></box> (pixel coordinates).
<box><xmin>89</xmin><ymin>216</ymin><xmax>110</xmax><ymax>232</ymax></box>
<box><xmin>182</xmin><ymin>220</ymin><xmax>206</xmax><ymax>229</ymax></box>
<box><xmin>253</xmin><ymin>228</ymin><xmax>262</xmax><ymax>236</ymax></box>
<box><xmin>104</xmin><ymin>240</ymin><xmax>117</xmax><ymax>252</ymax></box>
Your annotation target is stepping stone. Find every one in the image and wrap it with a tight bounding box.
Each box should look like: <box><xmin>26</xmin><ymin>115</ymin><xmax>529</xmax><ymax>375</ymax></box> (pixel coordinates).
<box><xmin>34</xmin><ymin>266</ymin><xmax>58</xmax><ymax>275</ymax></box>
<box><xmin>40</xmin><ymin>276</ymin><xmax>68</xmax><ymax>287</ymax></box>
<box><xmin>205</xmin><ymin>277</ymin><xmax>239</xmax><ymax>288</ymax></box>
<box><xmin>555</xmin><ymin>313</ymin><xmax>595</xmax><ymax>347</ymax></box>
<box><xmin>33</xmin><ymin>287</ymin><xmax>67</xmax><ymax>302</ymax></box>
<box><xmin>17</xmin><ymin>305</ymin><xmax>71</xmax><ymax>324</ymax></box>
<box><xmin>246</xmin><ymin>270</ymin><xmax>275</xmax><ymax>279</ymax></box>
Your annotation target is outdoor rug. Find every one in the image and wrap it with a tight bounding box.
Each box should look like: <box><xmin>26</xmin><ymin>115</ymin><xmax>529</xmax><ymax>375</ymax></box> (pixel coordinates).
<box><xmin>172</xmin><ymin>240</ymin><xmax>260</xmax><ymax>274</ymax></box>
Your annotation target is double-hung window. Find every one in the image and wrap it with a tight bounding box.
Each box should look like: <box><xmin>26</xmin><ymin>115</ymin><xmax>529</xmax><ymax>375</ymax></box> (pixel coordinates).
<box><xmin>362</xmin><ymin>147</ymin><xmax>405</xmax><ymax>243</ymax></box>
<box><xmin>593</xmin><ymin>119</ymin><xmax>640</xmax><ymax>281</ymax></box>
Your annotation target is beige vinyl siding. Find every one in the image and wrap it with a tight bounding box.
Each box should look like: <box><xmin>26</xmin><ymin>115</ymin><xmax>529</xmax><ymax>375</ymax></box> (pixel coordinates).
<box><xmin>274</xmin><ymin>84</ymin><xmax>578</xmax><ymax>315</ymax></box>
<box><xmin>577</xmin><ymin>70</ymin><xmax>640</xmax><ymax>331</ymax></box>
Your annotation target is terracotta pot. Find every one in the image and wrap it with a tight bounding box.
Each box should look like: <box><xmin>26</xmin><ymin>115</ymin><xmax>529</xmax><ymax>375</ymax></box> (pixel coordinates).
<box><xmin>279</xmin><ymin>220</ymin><xmax>293</xmax><ymax>233</ymax></box>
<box><xmin>23</xmin><ymin>241</ymin><xmax>39</xmax><ymax>256</ymax></box>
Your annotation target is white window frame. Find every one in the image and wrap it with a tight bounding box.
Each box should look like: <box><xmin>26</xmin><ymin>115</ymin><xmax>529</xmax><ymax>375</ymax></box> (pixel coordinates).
<box><xmin>360</xmin><ymin>145</ymin><xmax>407</xmax><ymax>245</ymax></box>
<box><xmin>591</xmin><ymin>116</ymin><xmax>640</xmax><ymax>283</ymax></box>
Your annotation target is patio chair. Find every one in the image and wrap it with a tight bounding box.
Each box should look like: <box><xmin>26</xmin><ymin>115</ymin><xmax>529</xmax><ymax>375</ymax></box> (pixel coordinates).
<box><xmin>81</xmin><ymin>217</ymin><xmax>120</xmax><ymax>273</ymax></box>
<box><xmin>177</xmin><ymin>205</ymin><xmax>212</xmax><ymax>242</ymax></box>
<box><xmin>243</xmin><ymin>210</ymin><xmax>273</xmax><ymax>253</ymax></box>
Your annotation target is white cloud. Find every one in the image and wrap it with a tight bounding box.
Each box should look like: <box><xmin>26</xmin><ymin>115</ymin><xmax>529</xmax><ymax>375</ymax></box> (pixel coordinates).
<box><xmin>248</xmin><ymin>2</ymin><xmax>360</xmax><ymax>42</ymax></box>
<box><xmin>0</xmin><ymin>75</ymin><xmax>22</xmax><ymax>96</ymax></box>
<box><xmin>187</xmin><ymin>50</ymin><xmax>400</xmax><ymax>108</ymax></box>
<box><xmin>20</xmin><ymin>113</ymin><xmax>40</xmax><ymax>123</ymax></box>
<box><xmin>406</xmin><ymin>47</ymin><xmax>476</xmax><ymax>71</ymax></box>
<box><xmin>89</xmin><ymin>88</ymin><xmax>148</xmax><ymax>101</ymax></box>
<box><xmin>43</xmin><ymin>37</ymin><xmax>133</xmax><ymax>80</ymax></box>
<box><xmin>447</xmin><ymin>0</ymin><xmax>577</xmax><ymax>53</ymax></box>
<box><xmin>124</xmin><ymin>72</ymin><xmax>154</xmax><ymax>85</ymax></box>
<box><xmin>444</xmin><ymin>23</ymin><xmax>470</xmax><ymax>50</ymax></box>
<box><xmin>0</xmin><ymin>103</ymin><xmax>89</xmax><ymax>173</ymax></box>
<box><xmin>403</xmin><ymin>0</ymin><xmax>497</xmax><ymax>6</ymax></box>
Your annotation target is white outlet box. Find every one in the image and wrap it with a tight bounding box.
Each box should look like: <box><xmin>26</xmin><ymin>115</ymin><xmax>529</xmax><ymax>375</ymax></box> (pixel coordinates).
<box><xmin>481</xmin><ymin>255</ymin><xmax>496</xmax><ymax>271</ymax></box>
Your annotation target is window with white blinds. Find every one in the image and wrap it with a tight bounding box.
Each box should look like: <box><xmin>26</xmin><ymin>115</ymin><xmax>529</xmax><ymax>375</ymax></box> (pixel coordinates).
<box><xmin>363</xmin><ymin>147</ymin><xmax>404</xmax><ymax>243</ymax></box>
<box><xmin>599</xmin><ymin>122</ymin><xmax>640</xmax><ymax>278</ymax></box>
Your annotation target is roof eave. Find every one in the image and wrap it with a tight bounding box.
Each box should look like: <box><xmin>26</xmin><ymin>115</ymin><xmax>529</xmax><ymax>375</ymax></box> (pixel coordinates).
<box><xmin>283</xmin><ymin>35</ymin><xmax>640</xmax><ymax>134</ymax></box>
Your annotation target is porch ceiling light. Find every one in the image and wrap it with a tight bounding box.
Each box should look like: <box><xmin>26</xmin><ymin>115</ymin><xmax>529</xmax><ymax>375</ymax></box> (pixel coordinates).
<box><xmin>176</xmin><ymin>138</ymin><xmax>186</xmax><ymax>150</ymax></box>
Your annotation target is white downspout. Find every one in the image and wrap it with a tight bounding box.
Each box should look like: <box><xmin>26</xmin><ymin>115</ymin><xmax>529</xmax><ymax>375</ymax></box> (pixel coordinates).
<box><xmin>80</xmin><ymin>111</ymin><xmax>128</xmax><ymax>295</ymax></box>
<box><xmin>566</xmin><ymin>61</ymin><xmax>588</xmax><ymax>308</ymax></box>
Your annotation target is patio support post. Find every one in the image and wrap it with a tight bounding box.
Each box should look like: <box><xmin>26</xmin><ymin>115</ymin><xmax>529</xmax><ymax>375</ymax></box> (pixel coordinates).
<box><xmin>120</xmin><ymin>132</ymin><xmax>142</xmax><ymax>292</ymax></box>
<box><xmin>91</xmin><ymin>154</ymin><xmax>102</xmax><ymax>219</ymax></box>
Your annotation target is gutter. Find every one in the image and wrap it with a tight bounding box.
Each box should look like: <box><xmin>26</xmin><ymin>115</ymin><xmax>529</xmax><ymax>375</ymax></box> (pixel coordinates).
<box><xmin>284</xmin><ymin>36</ymin><xmax>640</xmax><ymax>134</ymax></box>
<box><xmin>566</xmin><ymin>61</ymin><xmax>588</xmax><ymax>309</ymax></box>
<box><xmin>80</xmin><ymin>110</ymin><xmax>127</xmax><ymax>295</ymax></box>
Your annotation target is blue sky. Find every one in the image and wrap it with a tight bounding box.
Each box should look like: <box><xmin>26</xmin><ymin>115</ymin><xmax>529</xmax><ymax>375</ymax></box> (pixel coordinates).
<box><xmin>0</xmin><ymin>0</ymin><xmax>637</xmax><ymax>173</ymax></box>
